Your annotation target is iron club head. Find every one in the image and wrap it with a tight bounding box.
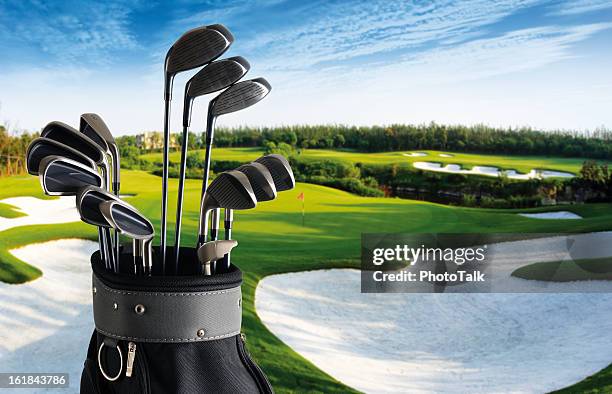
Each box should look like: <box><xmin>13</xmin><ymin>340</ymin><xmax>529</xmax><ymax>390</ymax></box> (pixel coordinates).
<box><xmin>80</xmin><ymin>113</ymin><xmax>120</xmax><ymax>193</ymax></box>
<box><xmin>254</xmin><ymin>154</ymin><xmax>295</xmax><ymax>192</ymax></box>
<box><xmin>26</xmin><ymin>137</ymin><xmax>97</xmax><ymax>175</ymax></box>
<box><xmin>39</xmin><ymin>156</ymin><xmax>103</xmax><ymax>196</ymax></box>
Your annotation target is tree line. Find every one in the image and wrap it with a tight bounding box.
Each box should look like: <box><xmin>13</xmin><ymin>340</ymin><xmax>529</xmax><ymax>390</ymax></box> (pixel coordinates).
<box><xmin>0</xmin><ymin>125</ymin><xmax>37</xmax><ymax>176</ymax></box>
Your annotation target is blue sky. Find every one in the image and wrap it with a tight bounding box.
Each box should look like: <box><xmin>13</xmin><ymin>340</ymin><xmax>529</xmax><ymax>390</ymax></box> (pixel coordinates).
<box><xmin>0</xmin><ymin>0</ymin><xmax>611</xmax><ymax>134</ymax></box>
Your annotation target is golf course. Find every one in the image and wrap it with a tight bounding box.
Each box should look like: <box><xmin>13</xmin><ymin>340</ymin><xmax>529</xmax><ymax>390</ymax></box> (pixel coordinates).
<box><xmin>1</xmin><ymin>164</ymin><xmax>611</xmax><ymax>392</ymax></box>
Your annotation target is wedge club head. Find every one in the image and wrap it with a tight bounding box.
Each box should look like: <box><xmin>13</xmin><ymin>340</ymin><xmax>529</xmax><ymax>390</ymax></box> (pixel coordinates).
<box><xmin>39</xmin><ymin>156</ymin><xmax>103</xmax><ymax>196</ymax></box>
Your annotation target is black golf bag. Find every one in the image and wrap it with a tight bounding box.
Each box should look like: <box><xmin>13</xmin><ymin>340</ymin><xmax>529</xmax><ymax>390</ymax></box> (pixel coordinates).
<box><xmin>80</xmin><ymin>247</ymin><xmax>273</xmax><ymax>393</ymax></box>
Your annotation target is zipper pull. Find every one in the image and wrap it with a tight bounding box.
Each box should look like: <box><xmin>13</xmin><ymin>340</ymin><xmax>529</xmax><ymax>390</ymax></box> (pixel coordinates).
<box><xmin>126</xmin><ymin>342</ymin><xmax>137</xmax><ymax>378</ymax></box>
<box><xmin>240</xmin><ymin>333</ymin><xmax>247</xmax><ymax>343</ymax></box>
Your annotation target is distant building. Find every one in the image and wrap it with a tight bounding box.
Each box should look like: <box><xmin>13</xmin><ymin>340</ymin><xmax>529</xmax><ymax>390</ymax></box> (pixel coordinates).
<box><xmin>136</xmin><ymin>132</ymin><xmax>177</xmax><ymax>150</ymax></box>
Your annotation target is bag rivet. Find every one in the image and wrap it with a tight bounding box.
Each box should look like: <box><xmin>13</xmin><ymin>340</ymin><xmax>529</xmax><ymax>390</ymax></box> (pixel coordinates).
<box><xmin>135</xmin><ymin>304</ymin><xmax>146</xmax><ymax>315</ymax></box>
<box><xmin>113</xmin><ymin>302</ymin><xmax>118</xmax><ymax>311</ymax></box>
<box><xmin>237</xmin><ymin>298</ymin><xmax>241</xmax><ymax>307</ymax></box>
<box><xmin>197</xmin><ymin>329</ymin><xmax>205</xmax><ymax>337</ymax></box>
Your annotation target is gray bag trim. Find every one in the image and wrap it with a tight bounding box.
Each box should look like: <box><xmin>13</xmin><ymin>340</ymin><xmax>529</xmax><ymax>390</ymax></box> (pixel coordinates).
<box><xmin>92</xmin><ymin>274</ymin><xmax>242</xmax><ymax>343</ymax></box>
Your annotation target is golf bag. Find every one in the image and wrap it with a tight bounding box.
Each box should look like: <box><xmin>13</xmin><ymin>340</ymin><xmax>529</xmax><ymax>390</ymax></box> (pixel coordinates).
<box><xmin>80</xmin><ymin>247</ymin><xmax>273</xmax><ymax>394</ymax></box>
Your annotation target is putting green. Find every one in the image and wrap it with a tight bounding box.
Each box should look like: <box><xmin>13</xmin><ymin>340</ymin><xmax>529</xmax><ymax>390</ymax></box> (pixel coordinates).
<box><xmin>139</xmin><ymin>148</ymin><xmax>598</xmax><ymax>174</ymax></box>
<box><xmin>1</xmin><ymin>170</ymin><xmax>611</xmax><ymax>393</ymax></box>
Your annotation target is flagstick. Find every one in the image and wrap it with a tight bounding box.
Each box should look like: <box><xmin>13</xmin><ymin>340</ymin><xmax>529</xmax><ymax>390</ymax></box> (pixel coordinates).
<box><xmin>302</xmin><ymin>198</ymin><xmax>305</xmax><ymax>226</ymax></box>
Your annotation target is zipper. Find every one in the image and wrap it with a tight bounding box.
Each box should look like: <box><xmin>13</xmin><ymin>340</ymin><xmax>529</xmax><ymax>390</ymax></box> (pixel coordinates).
<box><xmin>124</xmin><ymin>341</ymin><xmax>150</xmax><ymax>394</ymax></box>
<box><xmin>237</xmin><ymin>334</ymin><xmax>274</xmax><ymax>394</ymax></box>
<box><xmin>125</xmin><ymin>342</ymin><xmax>137</xmax><ymax>377</ymax></box>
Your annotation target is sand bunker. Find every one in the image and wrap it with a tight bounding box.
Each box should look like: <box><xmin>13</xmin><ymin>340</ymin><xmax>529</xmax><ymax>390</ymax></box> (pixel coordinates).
<box><xmin>0</xmin><ymin>196</ymin><xmax>80</xmax><ymax>232</ymax></box>
<box><xmin>439</xmin><ymin>153</ymin><xmax>453</xmax><ymax>157</ymax></box>
<box><xmin>257</xmin><ymin>233</ymin><xmax>612</xmax><ymax>393</ymax></box>
<box><xmin>402</xmin><ymin>152</ymin><xmax>427</xmax><ymax>157</ymax></box>
<box><xmin>413</xmin><ymin>161</ymin><xmax>574</xmax><ymax>179</ymax></box>
<box><xmin>519</xmin><ymin>211</ymin><xmax>582</xmax><ymax>219</ymax></box>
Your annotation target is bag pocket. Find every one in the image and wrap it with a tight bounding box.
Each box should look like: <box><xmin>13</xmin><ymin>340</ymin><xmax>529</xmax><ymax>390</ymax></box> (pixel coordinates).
<box><xmin>237</xmin><ymin>334</ymin><xmax>274</xmax><ymax>394</ymax></box>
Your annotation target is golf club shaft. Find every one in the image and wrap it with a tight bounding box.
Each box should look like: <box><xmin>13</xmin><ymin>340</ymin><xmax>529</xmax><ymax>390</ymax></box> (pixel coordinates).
<box><xmin>101</xmin><ymin>166</ymin><xmax>117</xmax><ymax>272</ymax></box>
<box><xmin>160</xmin><ymin>97</ymin><xmax>172</xmax><ymax>274</ymax></box>
<box><xmin>197</xmin><ymin>110</ymin><xmax>216</xmax><ymax>247</ymax></box>
<box><xmin>173</xmin><ymin>125</ymin><xmax>189</xmax><ymax>272</ymax></box>
<box><xmin>210</xmin><ymin>208</ymin><xmax>220</xmax><ymax>273</ymax></box>
<box><xmin>223</xmin><ymin>208</ymin><xmax>234</xmax><ymax>269</ymax></box>
<box><xmin>113</xmin><ymin>166</ymin><xmax>120</xmax><ymax>270</ymax></box>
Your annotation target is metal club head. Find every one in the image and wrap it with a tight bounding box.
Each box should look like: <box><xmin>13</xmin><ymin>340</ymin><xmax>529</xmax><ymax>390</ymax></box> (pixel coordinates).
<box><xmin>197</xmin><ymin>240</ymin><xmax>238</xmax><ymax>266</ymax></box>
<box><xmin>254</xmin><ymin>154</ymin><xmax>295</xmax><ymax>192</ymax></box>
<box><xmin>80</xmin><ymin>113</ymin><xmax>120</xmax><ymax>190</ymax></box>
<box><xmin>236</xmin><ymin>162</ymin><xmax>277</xmax><ymax>202</ymax></box>
<box><xmin>39</xmin><ymin>156</ymin><xmax>103</xmax><ymax>196</ymax></box>
<box><xmin>77</xmin><ymin>186</ymin><xmax>124</xmax><ymax>227</ymax></box>
<box><xmin>26</xmin><ymin>137</ymin><xmax>97</xmax><ymax>175</ymax></box>
<box><xmin>100</xmin><ymin>200</ymin><xmax>154</xmax><ymax>241</ymax></box>
<box><xmin>198</xmin><ymin>171</ymin><xmax>257</xmax><ymax>244</ymax></box>
<box><xmin>210</xmin><ymin>77</ymin><xmax>271</xmax><ymax>117</ymax></box>
<box><xmin>41</xmin><ymin>121</ymin><xmax>107</xmax><ymax>167</ymax></box>
<box><xmin>183</xmin><ymin>56</ymin><xmax>251</xmax><ymax>127</ymax></box>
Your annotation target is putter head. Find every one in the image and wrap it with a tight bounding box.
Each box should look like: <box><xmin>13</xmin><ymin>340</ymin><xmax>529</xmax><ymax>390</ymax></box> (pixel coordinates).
<box><xmin>197</xmin><ymin>240</ymin><xmax>238</xmax><ymax>264</ymax></box>
<box><xmin>184</xmin><ymin>56</ymin><xmax>251</xmax><ymax>127</ymax></box>
<box><xmin>236</xmin><ymin>162</ymin><xmax>277</xmax><ymax>202</ymax></box>
<box><xmin>254</xmin><ymin>154</ymin><xmax>295</xmax><ymax>192</ymax></box>
<box><xmin>211</xmin><ymin>78</ymin><xmax>271</xmax><ymax>116</ymax></box>
<box><xmin>100</xmin><ymin>200</ymin><xmax>154</xmax><ymax>240</ymax></box>
<box><xmin>39</xmin><ymin>156</ymin><xmax>103</xmax><ymax>196</ymax></box>
<box><xmin>77</xmin><ymin>186</ymin><xmax>124</xmax><ymax>227</ymax></box>
<box><xmin>165</xmin><ymin>24</ymin><xmax>233</xmax><ymax>76</ymax></box>
<box><xmin>41</xmin><ymin>121</ymin><xmax>107</xmax><ymax>166</ymax></box>
<box><xmin>26</xmin><ymin>137</ymin><xmax>96</xmax><ymax>175</ymax></box>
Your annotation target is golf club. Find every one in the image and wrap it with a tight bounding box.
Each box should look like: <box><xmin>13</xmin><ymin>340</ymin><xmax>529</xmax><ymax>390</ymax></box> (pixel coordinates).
<box><xmin>222</xmin><ymin>155</ymin><xmax>294</xmax><ymax>268</ymax></box>
<box><xmin>197</xmin><ymin>240</ymin><xmax>238</xmax><ymax>276</ymax></box>
<box><xmin>198</xmin><ymin>78</ymin><xmax>271</xmax><ymax>255</ymax></box>
<box><xmin>160</xmin><ymin>24</ymin><xmax>234</xmax><ymax>274</ymax></box>
<box><xmin>100</xmin><ymin>200</ymin><xmax>155</xmax><ymax>275</ymax></box>
<box><xmin>76</xmin><ymin>186</ymin><xmax>127</xmax><ymax>272</ymax></box>
<box><xmin>39</xmin><ymin>156</ymin><xmax>103</xmax><ymax>196</ymax></box>
<box><xmin>26</xmin><ymin>137</ymin><xmax>97</xmax><ymax>176</ymax></box>
<box><xmin>173</xmin><ymin>56</ymin><xmax>250</xmax><ymax>270</ymax></box>
<box><xmin>213</xmin><ymin>162</ymin><xmax>276</xmax><ymax>269</ymax></box>
<box><xmin>80</xmin><ymin>113</ymin><xmax>121</xmax><ymax>261</ymax></box>
<box><xmin>197</xmin><ymin>170</ymin><xmax>256</xmax><ymax>253</ymax></box>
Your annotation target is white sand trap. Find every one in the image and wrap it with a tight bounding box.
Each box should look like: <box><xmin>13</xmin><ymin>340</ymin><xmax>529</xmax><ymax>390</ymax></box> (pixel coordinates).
<box><xmin>0</xmin><ymin>196</ymin><xmax>80</xmax><ymax>232</ymax></box>
<box><xmin>439</xmin><ymin>153</ymin><xmax>453</xmax><ymax>157</ymax></box>
<box><xmin>0</xmin><ymin>239</ymin><xmax>97</xmax><ymax>393</ymax></box>
<box><xmin>257</xmin><ymin>273</ymin><xmax>612</xmax><ymax>394</ymax></box>
<box><xmin>413</xmin><ymin>162</ymin><xmax>574</xmax><ymax>180</ymax></box>
<box><xmin>403</xmin><ymin>152</ymin><xmax>428</xmax><ymax>157</ymax></box>
<box><xmin>519</xmin><ymin>211</ymin><xmax>582</xmax><ymax>220</ymax></box>
<box><xmin>257</xmin><ymin>233</ymin><xmax>612</xmax><ymax>393</ymax></box>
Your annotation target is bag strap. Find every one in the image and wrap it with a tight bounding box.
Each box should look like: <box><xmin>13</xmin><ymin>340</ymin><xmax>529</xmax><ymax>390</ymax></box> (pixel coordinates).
<box><xmin>92</xmin><ymin>274</ymin><xmax>242</xmax><ymax>343</ymax></box>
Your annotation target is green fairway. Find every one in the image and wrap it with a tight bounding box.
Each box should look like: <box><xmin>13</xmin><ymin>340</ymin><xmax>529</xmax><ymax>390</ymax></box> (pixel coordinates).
<box><xmin>0</xmin><ymin>202</ymin><xmax>25</xmax><ymax>218</ymax></box>
<box><xmin>1</xmin><ymin>170</ymin><xmax>611</xmax><ymax>393</ymax></box>
<box><xmin>140</xmin><ymin>147</ymin><xmax>596</xmax><ymax>174</ymax></box>
<box><xmin>512</xmin><ymin>258</ymin><xmax>612</xmax><ymax>281</ymax></box>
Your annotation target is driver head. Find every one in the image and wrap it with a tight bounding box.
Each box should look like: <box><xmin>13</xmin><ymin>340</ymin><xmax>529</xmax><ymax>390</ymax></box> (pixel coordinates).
<box><xmin>211</xmin><ymin>78</ymin><xmax>271</xmax><ymax>117</ymax></box>
<box><xmin>39</xmin><ymin>156</ymin><xmax>102</xmax><ymax>196</ymax></box>
<box><xmin>254</xmin><ymin>154</ymin><xmax>295</xmax><ymax>192</ymax></box>
<box><xmin>236</xmin><ymin>162</ymin><xmax>277</xmax><ymax>202</ymax></box>
<box><xmin>100</xmin><ymin>200</ymin><xmax>154</xmax><ymax>240</ymax></box>
<box><xmin>165</xmin><ymin>24</ymin><xmax>233</xmax><ymax>76</ymax></box>
<box><xmin>26</xmin><ymin>137</ymin><xmax>96</xmax><ymax>175</ymax></box>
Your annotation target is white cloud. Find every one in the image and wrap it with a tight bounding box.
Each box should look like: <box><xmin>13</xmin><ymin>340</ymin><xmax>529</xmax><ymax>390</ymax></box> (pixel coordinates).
<box><xmin>552</xmin><ymin>0</ymin><xmax>612</xmax><ymax>15</ymax></box>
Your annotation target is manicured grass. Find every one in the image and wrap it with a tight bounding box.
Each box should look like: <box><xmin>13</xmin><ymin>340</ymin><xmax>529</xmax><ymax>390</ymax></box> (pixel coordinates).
<box><xmin>551</xmin><ymin>364</ymin><xmax>612</xmax><ymax>393</ymax></box>
<box><xmin>0</xmin><ymin>202</ymin><xmax>25</xmax><ymax>218</ymax></box>
<box><xmin>139</xmin><ymin>148</ymin><xmax>602</xmax><ymax>174</ymax></box>
<box><xmin>512</xmin><ymin>258</ymin><xmax>612</xmax><ymax>281</ymax></box>
<box><xmin>1</xmin><ymin>170</ymin><xmax>611</xmax><ymax>393</ymax></box>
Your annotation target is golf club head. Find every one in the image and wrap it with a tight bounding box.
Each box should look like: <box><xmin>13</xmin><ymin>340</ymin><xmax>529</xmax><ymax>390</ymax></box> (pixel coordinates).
<box><xmin>211</xmin><ymin>78</ymin><xmax>271</xmax><ymax>116</ymax></box>
<box><xmin>80</xmin><ymin>113</ymin><xmax>120</xmax><ymax>194</ymax></box>
<box><xmin>254</xmin><ymin>154</ymin><xmax>295</xmax><ymax>192</ymax></box>
<box><xmin>76</xmin><ymin>186</ymin><xmax>124</xmax><ymax>227</ymax></box>
<box><xmin>100</xmin><ymin>200</ymin><xmax>154</xmax><ymax>240</ymax></box>
<box><xmin>183</xmin><ymin>56</ymin><xmax>251</xmax><ymax>127</ymax></box>
<box><xmin>39</xmin><ymin>156</ymin><xmax>103</xmax><ymax>196</ymax></box>
<box><xmin>197</xmin><ymin>240</ymin><xmax>238</xmax><ymax>264</ymax></box>
<box><xmin>26</xmin><ymin>137</ymin><xmax>96</xmax><ymax>175</ymax></box>
<box><xmin>41</xmin><ymin>121</ymin><xmax>107</xmax><ymax>167</ymax></box>
<box><xmin>165</xmin><ymin>24</ymin><xmax>234</xmax><ymax>96</ymax></box>
<box><xmin>236</xmin><ymin>162</ymin><xmax>277</xmax><ymax>202</ymax></box>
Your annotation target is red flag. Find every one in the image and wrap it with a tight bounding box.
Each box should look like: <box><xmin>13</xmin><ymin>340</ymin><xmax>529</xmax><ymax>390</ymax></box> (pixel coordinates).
<box><xmin>297</xmin><ymin>192</ymin><xmax>304</xmax><ymax>201</ymax></box>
